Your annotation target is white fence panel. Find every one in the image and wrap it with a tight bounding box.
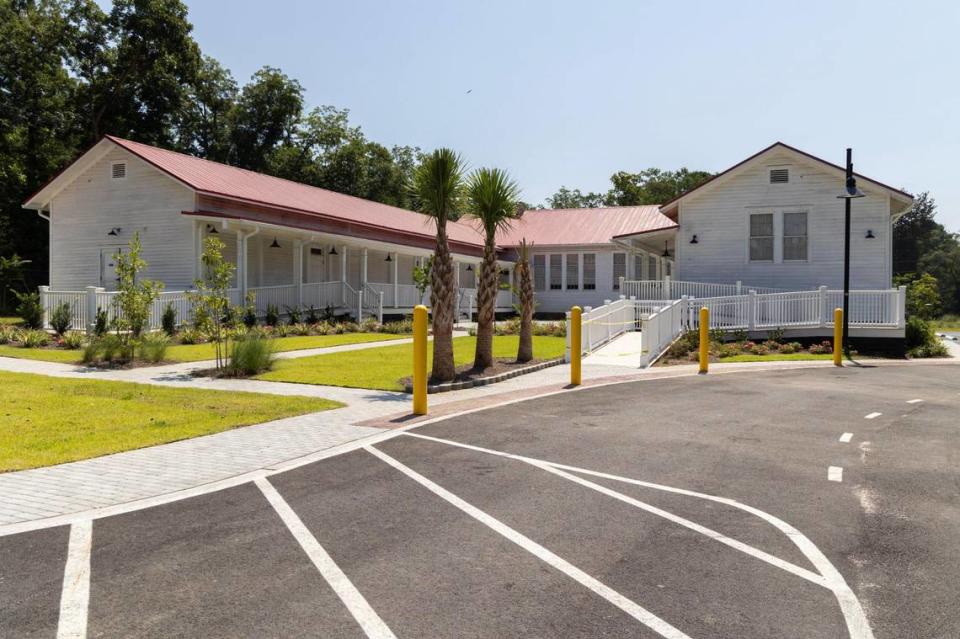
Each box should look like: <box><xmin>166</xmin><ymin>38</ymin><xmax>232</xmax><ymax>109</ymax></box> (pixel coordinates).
<box><xmin>249</xmin><ymin>285</ymin><xmax>298</xmax><ymax>315</ymax></box>
<box><xmin>302</xmin><ymin>281</ymin><xmax>343</xmax><ymax>311</ymax></box>
<box><xmin>639</xmin><ymin>298</ymin><xmax>685</xmax><ymax>367</ymax></box>
<box><xmin>39</xmin><ymin>288</ymin><xmax>87</xmax><ymax>331</ymax></box>
<box><xmin>754</xmin><ymin>291</ymin><xmax>821</xmax><ymax>328</ymax></box>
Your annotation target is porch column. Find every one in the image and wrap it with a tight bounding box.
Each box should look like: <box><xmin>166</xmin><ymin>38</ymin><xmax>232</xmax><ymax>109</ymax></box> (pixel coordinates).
<box><xmin>455</xmin><ymin>261</ymin><xmax>460</xmax><ymax>288</ymax></box>
<box><xmin>236</xmin><ymin>231</ymin><xmax>244</xmax><ymax>298</ymax></box>
<box><xmin>361</xmin><ymin>248</ymin><xmax>368</xmax><ymax>287</ymax></box>
<box><xmin>392</xmin><ymin>253</ymin><xmax>399</xmax><ymax>308</ymax></box>
<box><xmin>340</xmin><ymin>245</ymin><xmax>348</xmax><ymax>305</ymax></box>
<box><xmin>193</xmin><ymin>220</ymin><xmax>203</xmax><ymax>281</ymax></box>
<box><xmin>293</xmin><ymin>239</ymin><xmax>303</xmax><ymax>308</ymax></box>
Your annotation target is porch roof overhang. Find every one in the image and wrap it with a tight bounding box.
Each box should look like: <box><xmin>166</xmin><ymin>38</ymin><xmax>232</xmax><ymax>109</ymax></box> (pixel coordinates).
<box><xmin>611</xmin><ymin>225</ymin><xmax>678</xmax><ymax>254</ymax></box>
<box><xmin>184</xmin><ymin>209</ymin><xmax>489</xmax><ymax>260</ymax></box>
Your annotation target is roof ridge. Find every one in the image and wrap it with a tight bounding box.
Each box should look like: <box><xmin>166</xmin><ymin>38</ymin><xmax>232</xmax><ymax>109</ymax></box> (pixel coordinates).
<box><xmin>106</xmin><ymin>135</ymin><xmax>482</xmax><ymax>228</ymax></box>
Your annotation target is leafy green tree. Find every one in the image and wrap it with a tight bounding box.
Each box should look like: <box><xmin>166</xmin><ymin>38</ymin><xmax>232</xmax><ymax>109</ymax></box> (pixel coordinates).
<box><xmin>112</xmin><ymin>232</ymin><xmax>163</xmax><ymax>343</ymax></box>
<box><xmin>412</xmin><ymin>256</ymin><xmax>433</xmax><ymax>305</ymax></box>
<box><xmin>606</xmin><ymin>168</ymin><xmax>713</xmax><ymax>205</ymax></box>
<box><xmin>178</xmin><ymin>55</ymin><xmax>237</xmax><ymax>161</ymax></box>
<box><xmin>546</xmin><ymin>186</ymin><xmax>605</xmax><ymax>209</ymax></box>
<box><xmin>894</xmin><ymin>192</ymin><xmax>960</xmax><ymax>313</ymax></box>
<box><xmin>0</xmin><ymin>254</ymin><xmax>30</xmax><ymax>313</ymax></box>
<box><xmin>80</xmin><ymin>0</ymin><xmax>201</xmax><ymax>145</ymax></box>
<box><xmin>465</xmin><ymin>168</ymin><xmax>521</xmax><ymax>369</ymax></box>
<box><xmin>229</xmin><ymin>66</ymin><xmax>303</xmax><ymax>171</ymax></box>
<box><xmin>411</xmin><ymin>149</ymin><xmax>465</xmax><ymax>382</ymax></box>
<box><xmin>189</xmin><ymin>236</ymin><xmax>236</xmax><ymax>369</ymax></box>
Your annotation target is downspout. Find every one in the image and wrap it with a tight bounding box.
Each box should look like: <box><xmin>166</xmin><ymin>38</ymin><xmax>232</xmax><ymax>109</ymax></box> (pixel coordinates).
<box><xmin>37</xmin><ymin>210</ymin><xmax>51</xmax><ymax>222</ymax></box>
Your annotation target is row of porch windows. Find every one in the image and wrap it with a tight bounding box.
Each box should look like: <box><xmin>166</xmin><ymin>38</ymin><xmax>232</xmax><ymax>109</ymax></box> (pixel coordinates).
<box><xmin>532</xmin><ymin>252</ymin><xmax>670</xmax><ymax>292</ymax></box>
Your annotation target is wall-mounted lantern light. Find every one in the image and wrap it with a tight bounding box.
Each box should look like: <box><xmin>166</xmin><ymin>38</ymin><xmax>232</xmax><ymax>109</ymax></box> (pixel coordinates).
<box><xmin>270</xmin><ymin>237</ymin><xmax>281</xmax><ymax>248</ymax></box>
<box><xmin>385</xmin><ymin>253</ymin><xmax>393</xmax><ymax>262</ymax></box>
<box><xmin>466</xmin><ymin>264</ymin><xmax>473</xmax><ymax>272</ymax></box>
<box><xmin>328</xmin><ymin>246</ymin><xmax>338</xmax><ymax>256</ymax></box>
<box><xmin>661</xmin><ymin>240</ymin><xmax>671</xmax><ymax>258</ymax></box>
<box><xmin>865</xmin><ymin>230</ymin><xmax>875</xmax><ymax>239</ymax></box>
<box><xmin>206</xmin><ymin>224</ymin><xmax>218</xmax><ymax>234</ymax></box>
<box><xmin>107</xmin><ymin>227</ymin><xmax>121</xmax><ymax>237</ymax></box>
<box><xmin>689</xmin><ymin>234</ymin><xmax>698</xmax><ymax>244</ymax></box>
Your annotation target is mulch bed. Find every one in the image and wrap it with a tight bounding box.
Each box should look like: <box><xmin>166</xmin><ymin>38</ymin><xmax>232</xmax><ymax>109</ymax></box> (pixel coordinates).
<box><xmin>401</xmin><ymin>357</ymin><xmax>563</xmax><ymax>394</ymax></box>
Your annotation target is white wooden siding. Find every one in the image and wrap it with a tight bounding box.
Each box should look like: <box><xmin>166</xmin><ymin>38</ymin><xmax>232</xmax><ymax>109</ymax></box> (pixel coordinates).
<box><xmin>676</xmin><ymin>151</ymin><xmax>892</xmax><ymax>290</ymax></box>
<box><xmin>49</xmin><ymin>148</ymin><xmax>196</xmax><ymax>290</ymax></box>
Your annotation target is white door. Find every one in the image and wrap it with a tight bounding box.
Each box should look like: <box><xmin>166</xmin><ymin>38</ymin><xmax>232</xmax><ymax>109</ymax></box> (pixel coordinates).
<box><xmin>99</xmin><ymin>247</ymin><xmax>125</xmax><ymax>288</ymax></box>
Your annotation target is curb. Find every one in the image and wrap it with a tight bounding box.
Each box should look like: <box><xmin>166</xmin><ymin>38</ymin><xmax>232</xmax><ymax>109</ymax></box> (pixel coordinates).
<box><xmin>403</xmin><ymin>358</ymin><xmax>564</xmax><ymax>394</ymax></box>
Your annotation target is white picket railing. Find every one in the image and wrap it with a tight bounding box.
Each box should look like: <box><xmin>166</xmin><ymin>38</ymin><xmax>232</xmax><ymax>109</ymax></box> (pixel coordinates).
<box><xmin>639</xmin><ymin>298</ymin><xmax>686</xmax><ymax>367</ymax></box>
<box><xmin>38</xmin><ymin>287</ymin><xmax>87</xmax><ymax>331</ymax></box>
<box><xmin>362</xmin><ymin>283</ymin><xmax>384</xmax><ymax>322</ymax></box>
<box><xmin>248</xmin><ymin>284</ymin><xmax>298</xmax><ymax>315</ymax></box>
<box><xmin>302</xmin><ymin>281</ymin><xmax>344</xmax><ymax>312</ymax></box>
<box><xmin>621</xmin><ymin>278</ymin><xmax>787</xmax><ymax>300</ymax></box>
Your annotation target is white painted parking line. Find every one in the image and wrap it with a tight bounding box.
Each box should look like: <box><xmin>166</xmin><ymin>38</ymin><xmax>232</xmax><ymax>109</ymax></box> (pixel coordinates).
<box><xmin>57</xmin><ymin>520</ymin><xmax>92</xmax><ymax>639</ymax></box>
<box><xmin>828</xmin><ymin>467</ymin><xmax>843</xmax><ymax>482</ymax></box>
<box><xmin>864</xmin><ymin>412</ymin><xmax>882</xmax><ymax>420</ymax></box>
<box><xmin>255</xmin><ymin>478</ymin><xmax>397</xmax><ymax>639</ymax></box>
<box><xmin>839</xmin><ymin>433</ymin><xmax>854</xmax><ymax>443</ymax></box>
<box><xmin>365</xmin><ymin>445</ymin><xmax>692</xmax><ymax>639</ymax></box>
<box><xmin>906</xmin><ymin>399</ymin><xmax>924</xmax><ymax>404</ymax></box>
<box><xmin>404</xmin><ymin>432</ymin><xmax>876</xmax><ymax>639</ymax></box>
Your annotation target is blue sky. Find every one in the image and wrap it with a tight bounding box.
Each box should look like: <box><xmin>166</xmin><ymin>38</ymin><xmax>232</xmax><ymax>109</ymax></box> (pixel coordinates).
<box><xmin>126</xmin><ymin>1</ymin><xmax>960</xmax><ymax>229</ymax></box>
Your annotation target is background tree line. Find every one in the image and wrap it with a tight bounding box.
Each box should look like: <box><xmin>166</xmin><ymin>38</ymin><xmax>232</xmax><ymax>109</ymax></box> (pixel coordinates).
<box><xmin>1</xmin><ymin>0</ymin><xmax>424</xmax><ymax>296</ymax></box>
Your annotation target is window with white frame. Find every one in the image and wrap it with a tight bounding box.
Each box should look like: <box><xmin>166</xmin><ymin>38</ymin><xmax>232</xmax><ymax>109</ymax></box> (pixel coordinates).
<box><xmin>612</xmin><ymin>253</ymin><xmax>626</xmax><ymax>289</ymax></box>
<box><xmin>533</xmin><ymin>255</ymin><xmax>545</xmax><ymax>291</ymax></box>
<box><xmin>749</xmin><ymin>213</ymin><xmax>775</xmax><ymax>262</ymax></box>
<box><xmin>582</xmin><ymin>254</ymin><xmax>596</xmax><ymax>290</ymax></box>
<box><xmin>549</xmin><ymin>254</ymin><xmax>562</xmax><ymax>290</ymax></box>
<box><xmin>566</xmin><ymin>253</ymin><xmax>579</xmax><ymax>289</ymax></box>
<box><xmin>782</xmin><ymin>211</ymin><xmax>808</xmax><ymax>261</ymax></box>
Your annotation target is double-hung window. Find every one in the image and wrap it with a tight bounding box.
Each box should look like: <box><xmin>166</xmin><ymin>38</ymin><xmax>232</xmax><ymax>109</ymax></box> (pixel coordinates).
<box><xmin>633</xmin><ymin>255</ymin><xmax>643</xmax><ymax>280</ymax></box>
<box><xmin>782</xmin><ymin>211</ymin><xmax>808</xmax><ymax>261</ymax></box>
<box><xmin>566</xmin><ymin>254</ymin><xmax>579</xmax><ymax>289</ymax></box>
<box><xmin>582</xmin><ymin>254</ymin><xmax>596</xmax><ymax>290</ymax></box>
<box><xmin>749</xmin><ymin>213</ymin><xmax>775</xmax><ymax>262</ymax></box>
<box><xmin>648</xmin><ymin>255</ymin><xmax>658</xmax><ymax>280</ymax></box>
<box><xmin>533</xmin><ymin>255</ymin><xmax>546</xmax><ymax>291</ymax></box>
<box><xmin>549</xmin><ymin>254</ymin><xmax>562</xmax><ymax>290</ymax></box>
<box><xmin>612</xmin><ymin>253</ymin><xmax>626</xmax><ymax>289</ymax></box>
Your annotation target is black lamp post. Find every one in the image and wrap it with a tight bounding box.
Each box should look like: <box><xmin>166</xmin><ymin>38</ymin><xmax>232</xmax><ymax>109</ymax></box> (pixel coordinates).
<box><xmin>836</xmin><ymin>148</ymin><xmax>865</xmax><ymax>355</ymax></box>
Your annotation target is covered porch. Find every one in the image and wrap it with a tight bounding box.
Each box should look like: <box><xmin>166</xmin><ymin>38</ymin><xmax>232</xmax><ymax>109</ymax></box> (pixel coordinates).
<box><xmin>190</xmin><ymin>216</ymin><xmax>515</xmax><ymax>323</ymax></box>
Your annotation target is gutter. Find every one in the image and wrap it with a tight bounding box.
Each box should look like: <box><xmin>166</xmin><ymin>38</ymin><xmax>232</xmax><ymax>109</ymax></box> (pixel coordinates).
<box><xmin>37</xmin><ymin>210</ymin><xmax>50</xmax><ymax>222</ymax></box>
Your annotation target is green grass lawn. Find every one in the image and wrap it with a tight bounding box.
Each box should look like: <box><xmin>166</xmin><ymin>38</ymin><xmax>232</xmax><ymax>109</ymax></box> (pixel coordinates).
<box><xmin>932</xmin><ymin>316</ymin><xmax>960</xmax><ymax>331</ymax></box>
<box><xmin>0</xmin><ymin>332</ymin><xmax>408</xmax><ymax>365</ymax></box>
<box><xmin>256</xmin><ymin>335</ymin><xmax>567</xmax><ymax>391</ymax></box>
<box><xmin>718</xmin><ymin>353</ymin><xmax>836</xmax><ymax>363</ymax></box>
<box><xmin>0</xmin><ymin>316</ymin><xmax>22</xmax><ymax>326</ymax></box>
<box><xmin>0</xmin><ymin>371</ymin><xmax>342</xmax><ymax>471</ymax></box>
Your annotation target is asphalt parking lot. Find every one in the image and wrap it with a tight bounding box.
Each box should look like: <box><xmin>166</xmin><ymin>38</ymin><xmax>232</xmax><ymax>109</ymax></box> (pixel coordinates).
<box><xmin>1</xmin><ymin>362</ymin><xmax>958</xmax><ymax>638</ymax></box>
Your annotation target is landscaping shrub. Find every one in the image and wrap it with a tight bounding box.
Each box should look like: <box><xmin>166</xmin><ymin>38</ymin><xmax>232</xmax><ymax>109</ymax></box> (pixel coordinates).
<box><xmin>285</xmin><ymin>305</ymin><xmax>302</xmax><ymax>325</ymax></box>
<box><xmin>750</xmin><ymin>344</ymin><xmax>770</xmax><ymax>356</ymax></box>
<box><xmin>0</xmin><ymin>325</ymin><xmax>15</xmax><ymax>344</ymax></box>
<box><xmin>312</xmin><ymin>321</ymin><xmax>333</xmax><ymax>335</ymax></box>
<box><xmin>178</xmin><ymin>328</ymin><xmax>207</xmax><ymax>344</ymax></box>
<box><xmin>666</xmin><ymin>329</ymin><xmax>699</xmax><ymax>359</ymax></box>
<box><xmin>18</xmin><ymin>329</ymin><xmax>50</xmax><ymax>348</ymax></box>
<box><xmin>380</xmin><ymin>318</ymin><xmax>413</xmax><ymax>334</ymax></box>
<box><xmin>61</xmin><ymin>331</ymin><xmax>86</xmax><ymax>350</ymax></box>
<box><xmin>49</xmin><ymin>302</ymin><xmax>72</xmax><ymax>336</ymax></box>
<box><xmin>161</xmin><ymin>303</ymin><xmax>177</xmax><ymax>336</ymax></box>
<box><xmin>360</xmin><ymin>317</ymin><xmax>379</xmax><ymax>333</ymax></box>
<box><xmin>717</xmin><ymin>343</ymin><xmax>741</xmax><ymax>358</ymax></box>
<box><xmin>762</xmin><ymin>339</ymin><xmax>781</xmax><ymax>352</ymax></box>
<box><xmin>192</xmin><ymin>305</ymin><xmax>212</xmax><ymax>333</ymax></box>
<box><xmin>767</xmin><ymin>327</ymin><xmax>785</xmax><ymax>342</ymax></box>
<box><xmin>82</xmin><ymin>334</ymin><xmax>133</xmax><ymax>364</ymax></box>
<box><xmin>305</xmin><ymin>306</ymin><xmax>321</xmax><ymax>324</ymax></box>
<box><xmin>809</xmin><ymin>340</ymin><xmax>833</xmax><ymax>355</ymax></box>
<box><xmin>274</xmin><ymin>324</ymin><xmax>290</xmax><ymax>337</ymax></box>
<box><xmin>778</xmin><ymin>343</ymin><xmax>798</xmax><ymax>354</ymax></box>
<box><xmin>136</xmin><ymin>332</ymin><xmax>169</xmax><ymax>363</ymax></box>
<box><xmin>93</xmin><ymin>308</ymin><xmax>109</xmax><ymax>337</ymax></box>
<box><xmin>290</xmin><ymin>322</ymin><xmax>311</xmax><ymax>336</ymax></box>
<box><xmin>242</xmin><ymin>304</ymin><xmax>258</xmax><ymax>328</ymax></box>
<box><xmin>14</xmin><ymin>291</ymin><xmax>43</xmax><ymax>329</ymax></box>
<box><xmin>905</xmin><ymin>315</ymin><xmax>947</xmax><ymax>358</ymax></box>
<box><xmin>265</xmin><ymin>304</ymin><xmax>280</xmax><ymax>327</ymax></box>
<box><xmin>229</xmin><ymin>335</ymin><xmax>276</xmax><ymax>375</ymax></box>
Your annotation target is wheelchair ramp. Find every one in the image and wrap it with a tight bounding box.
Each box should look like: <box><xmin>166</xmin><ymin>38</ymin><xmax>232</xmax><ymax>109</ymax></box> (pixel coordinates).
<box><xmin>585</xmin><ymin>331</ymin><xmax>644</xmax><ymax>368</ymax></box>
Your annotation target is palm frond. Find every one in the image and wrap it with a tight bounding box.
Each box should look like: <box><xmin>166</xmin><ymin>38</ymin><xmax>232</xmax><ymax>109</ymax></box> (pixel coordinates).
<box><xmin>464</xmin><ymin>167</ymin><xmax>522</xmax><ymax>235</ymax></box>
<box><xmin>410</xmin><ymin>148</ymin><xmax>466</xmax><ymax>222</ymax></box>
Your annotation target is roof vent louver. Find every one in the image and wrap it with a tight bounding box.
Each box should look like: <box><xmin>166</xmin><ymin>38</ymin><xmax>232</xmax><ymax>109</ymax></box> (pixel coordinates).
<box><xmin>769</xmin><ymin>168</ymin><xmax>789</xmax><ymax>184</ymax></box>
<box><xmin>111</xmin><ymin>162</ymin><xmax>127</xmax><ymax>179</ymax></box>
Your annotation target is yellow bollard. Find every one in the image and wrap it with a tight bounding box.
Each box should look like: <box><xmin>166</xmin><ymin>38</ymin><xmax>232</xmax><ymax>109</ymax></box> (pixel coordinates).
<box><xmin>833</xmin><ymin>308</ymin><xmax>843</xmax><ymax>367</ymax></box>
<box><xmin>570</xmin><ymin>306</ymin><xmax>582</xmax><ymax>386</ymax></box>
<box><xmin>412</xmin><ymin>304</ymin><xmax>428</xmax><ymax>415</ymax></box>
<box><xmin>699</xmin><ymin>307</ymin><xmax>710</xmax><ymax>374</ymax></box>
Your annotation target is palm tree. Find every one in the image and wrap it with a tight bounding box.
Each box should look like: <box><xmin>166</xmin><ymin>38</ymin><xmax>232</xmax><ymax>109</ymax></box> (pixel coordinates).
<box><xmin>465</xmin><ymin>168</ymin><xmax>521</xmax><ymax>369</ymax></box>
<box><xmin>515</xmin><ymin>238</ymin><xmax>535</xmax><ymax>362</ymax></box>
<box><xmin>411</xmin><ymin>149</ymin><xmax>465</xmax><ymax>382</ymax></box>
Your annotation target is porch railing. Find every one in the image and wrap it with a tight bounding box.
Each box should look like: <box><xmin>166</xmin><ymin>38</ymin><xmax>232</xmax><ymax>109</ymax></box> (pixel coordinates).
<box><xmin>639</xmin><ymin>298</ymin><xmax>686</xmax><ymax>367</ymax></box>
<box><xmin>620</xmin><ymin>277</ymin><xmax>787</xmax><ymax>300</ymax></box>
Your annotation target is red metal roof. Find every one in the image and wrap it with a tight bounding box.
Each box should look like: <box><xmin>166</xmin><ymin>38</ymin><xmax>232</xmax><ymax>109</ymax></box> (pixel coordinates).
<box><xmin>497</xmin><ymin>206</ymin><xmax>676</xmax><ymax>247</ymax></box>
<box><xmin>105</xmin><ymin>136</ymin><xmax>487</xmax><ymax>248</ymax></box>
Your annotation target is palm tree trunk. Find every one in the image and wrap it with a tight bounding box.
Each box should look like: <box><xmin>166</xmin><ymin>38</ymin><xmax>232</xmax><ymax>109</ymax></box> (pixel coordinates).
<box><xmin>517</xmin><ymin>250</ymin><xmax>534</xmax><ymax>363</ymax></box>
<box><xmin>430</xmin><ymin>223</ymin><xmax>456</xmax><ymax>382</ymax></box>
<box><xmin>473</xmin><ymin>235</ymin><xmax>498</xmax><ymax>369</ymax></box>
